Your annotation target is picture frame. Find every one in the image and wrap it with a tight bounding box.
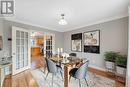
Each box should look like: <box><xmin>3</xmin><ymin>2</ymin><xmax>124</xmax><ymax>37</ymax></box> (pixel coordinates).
<box><xmin>0</xmin><ymin>36</ymin><xmax>3</xmax><ymax>50</ymax></box>
<box><xmin>71</xmin><ymin>33</ymin><xmax>82</xmax><ymax>52</ymax></box>
<box><xmin>83</xmin><ymin>30</ymin><xmax>100</xmax><ymax>54</ymax></box>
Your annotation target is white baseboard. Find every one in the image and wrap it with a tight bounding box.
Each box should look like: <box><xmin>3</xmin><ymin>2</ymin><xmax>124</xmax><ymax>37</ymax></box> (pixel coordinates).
<box><xmin>89</xmin><ymin>65</ymin><xmax>106</xmax><ymax>72</ymax></box>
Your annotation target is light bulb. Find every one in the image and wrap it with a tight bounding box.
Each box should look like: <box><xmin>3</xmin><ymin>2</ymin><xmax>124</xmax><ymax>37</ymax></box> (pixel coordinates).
<box><xmin>59</xmin><ymin>19</ymin><xmax>67</xmax><ymax>25</ymax></box>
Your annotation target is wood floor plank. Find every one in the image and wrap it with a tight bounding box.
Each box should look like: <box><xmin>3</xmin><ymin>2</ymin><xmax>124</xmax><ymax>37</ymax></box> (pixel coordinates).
<box><xmin>24</xmin><ymin>70</ymin><xmax>39</xmax><ymax>87</ymax></box>
<box><xmin>4</xmin><ymin>75</ymin><xmax>12</xmax><ymax>87</ymax></box>
<box><xmin>19</xmin><ymin>73</ymin><xmax>28</xmax><ymax>87</ymax></box>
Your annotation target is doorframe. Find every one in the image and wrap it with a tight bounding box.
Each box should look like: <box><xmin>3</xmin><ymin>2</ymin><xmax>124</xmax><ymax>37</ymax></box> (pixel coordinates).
<box><xmin>30</xmin><ymin>30</ymin><xmax>55</xmax><ymax>58</ymax></box>
<box><xmin>12</xmin><ymin>26</ymin><xmax>31</xmax><ymax>75</ymax></box>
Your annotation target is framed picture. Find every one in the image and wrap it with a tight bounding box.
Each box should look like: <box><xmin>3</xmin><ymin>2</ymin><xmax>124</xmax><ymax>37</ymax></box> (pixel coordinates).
<box><xmin>0</xmin><ymin>36</ymin><xmax>3</xmax><ymax>50</ymax></box>
<box><xmin>71</xmin><ymin>33</ymin><xmax>82</xmax><ymax>52</ymax></box>
<box><xmin>84</xmin><ymin>30</ymin><xmax>100</xmax><ymax>53</ymax></box>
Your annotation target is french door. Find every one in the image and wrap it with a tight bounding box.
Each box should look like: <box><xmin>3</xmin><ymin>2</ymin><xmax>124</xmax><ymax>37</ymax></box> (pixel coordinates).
<box><xmin>12</xmin><ymin>26</ymin><xmax>31</xmax><ymax>75</ymax></box>
<box><xmin>44</xmin><ymin>33</ymin><xmax>55</xmax><ymax>58</ymax></box>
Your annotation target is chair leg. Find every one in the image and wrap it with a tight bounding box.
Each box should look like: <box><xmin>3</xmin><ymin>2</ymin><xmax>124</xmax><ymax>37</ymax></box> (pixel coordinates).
<box><xmin>79</xmin><ymin>79</ymin><xmax>81</xmax><ymax>87</ymax></box>
<box><xmin>52</xmin><ymin>74</ymin><xmax>54</xmax><ymax>87</ymax></box>
<box><xmin>45</xmin><ymin>72</ymin><xmax>49</xmax><ymax>80</ymax></box>
<box><xmin>60</xmin><ymin>71</ymin><xmax>63</xmax><ymax>80</ymax></box>
<box><xmin>69</xmin><ymin>76</ymin><xmax>71</xmax><ymax>82</ymax></box>
<box><xmin>44</xmin><ymin>66</ymin><xmax>46</xmax><ymax>73</ymax></box>
<box><xmin>85</xmin><ymin>78</ymin><xmax>89</xmax><ymax>86</ymax></box>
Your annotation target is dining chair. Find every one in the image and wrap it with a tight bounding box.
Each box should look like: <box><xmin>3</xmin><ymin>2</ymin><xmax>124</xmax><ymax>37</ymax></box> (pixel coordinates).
<box><xmin>69</xmin><ymin>53</ymin><xmax>77</xmax><ymax>57</ymax></box>
<box><xmin>69</xmin><ymin>60</ymin><xmax>89</xmax><ymax>87</ymax></box>
<box><xmin>43</xmin><ymin>57</ymin><xmax>47</xmax><ymax>73</ymax></box>
<box><xmin>45</xmin><ymin>58</ymin><xmax>63</xmax><ymax>87</ymax></box>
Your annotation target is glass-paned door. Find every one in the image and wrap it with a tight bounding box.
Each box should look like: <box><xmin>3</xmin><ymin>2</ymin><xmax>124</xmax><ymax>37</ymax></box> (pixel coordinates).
<box><xmin>12</xmin><ymin>26</ymin><xmax>30</xmax><ymax>75</ymax></box>
<box><xmin>44</xmin><ymin>33</ymin><xmax>55</xmax><ymax>58</ymax></box>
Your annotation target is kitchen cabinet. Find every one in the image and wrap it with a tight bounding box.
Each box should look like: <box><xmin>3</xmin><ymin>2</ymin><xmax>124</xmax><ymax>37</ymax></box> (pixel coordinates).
<box><xmin>36</xmin><ymin>38</ymin><xmax>44</xmax><ymax>45</ymax></box>
<box><xmin>31</xmin><ymin>47</ymin><xmax>41</xmax><ymax>56</ymax></box>
<box><xmin>0</xmin><ymin>63</ymin><xmax>12</xmax><ymax>87</ymax></box>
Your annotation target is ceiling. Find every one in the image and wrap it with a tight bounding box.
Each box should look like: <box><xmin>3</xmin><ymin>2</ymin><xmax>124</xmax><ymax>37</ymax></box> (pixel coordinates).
<box><xmin>7</xmin><ymin>0</ymin><xmax>129</xmax><ymax>32</ymax></box>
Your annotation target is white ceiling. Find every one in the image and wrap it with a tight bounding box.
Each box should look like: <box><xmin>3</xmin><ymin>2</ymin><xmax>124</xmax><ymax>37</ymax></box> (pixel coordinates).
<box><xmin>7</xmin><ymin>0</ymin><xmax>129</xmax><ymax>32</ymax></box>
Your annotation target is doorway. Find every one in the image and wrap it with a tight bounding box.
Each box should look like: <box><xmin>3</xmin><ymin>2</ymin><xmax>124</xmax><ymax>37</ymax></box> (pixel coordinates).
<box><xmin>30</xmin><ymin>32</ymin><xmax>44</xmax><ymax>57</ymax></box>
<box><xmin>30</xmin><ymin>31</ymin><xmax>55</xmax><ymax>69</ymax></box>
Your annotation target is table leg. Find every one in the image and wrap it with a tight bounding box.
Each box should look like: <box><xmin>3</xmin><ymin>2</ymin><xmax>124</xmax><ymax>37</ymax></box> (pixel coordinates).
<box><xmin>64</xmin><ymin>65</ymin><xmax>68</xmax><ymax>87</ymax></box>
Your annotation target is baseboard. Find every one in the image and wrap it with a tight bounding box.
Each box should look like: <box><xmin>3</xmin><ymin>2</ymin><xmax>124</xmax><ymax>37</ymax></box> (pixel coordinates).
<box><xmin>88</xmin><ymin>65</ymin><xmax>109</xmax><ymax>78</ymax></box>
<box><xmin>89</xmin><ymin>65</ymin><xmax>106</xmax><ymax>72</ymax></box>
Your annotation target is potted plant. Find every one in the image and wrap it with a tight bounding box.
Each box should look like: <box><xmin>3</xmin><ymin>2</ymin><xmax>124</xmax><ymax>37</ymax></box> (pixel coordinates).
<box><xmin>115</xmin><ymin>54</ymin><xmax>127</xmax><ymax>76</ymax></box>
<box><xmin>104</xmin><ymin>51</ymin><xmax>118</xmax><ymax>72</ymax></box>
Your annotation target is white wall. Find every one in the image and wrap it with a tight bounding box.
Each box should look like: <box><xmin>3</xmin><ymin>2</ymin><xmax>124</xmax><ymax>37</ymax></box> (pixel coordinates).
<box><xmin>2</xmin><ymin>19</ymin><xmax>64</xmax><ymax>57</ymax></box>
<box><xmin>0</xmin><ymin>19</ymin><xmax>4</xmax><ymax>58</ymax></box>
<box><xmin>64</xmin><ymin>17</ymin><xmax>128</xmax><ymax>71</ymax></box>
<box><xmin>127</xmin><ymin>5</ymin><xmax>130</xmax><ymax>87</ymax></box>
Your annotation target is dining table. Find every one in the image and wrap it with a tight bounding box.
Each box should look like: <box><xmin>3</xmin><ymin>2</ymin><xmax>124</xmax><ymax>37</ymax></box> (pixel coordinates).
<box><xmin>50</xmin><ymin>56</ymin><xmax>84</xmax><ymax>87</ymax></box>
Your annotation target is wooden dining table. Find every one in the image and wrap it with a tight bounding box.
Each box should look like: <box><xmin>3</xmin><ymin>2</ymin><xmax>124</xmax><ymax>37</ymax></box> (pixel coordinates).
<box><xmin>50</xmin><ymin>56</ymin><xmax>83</xmax><ymax>87</ymax></box>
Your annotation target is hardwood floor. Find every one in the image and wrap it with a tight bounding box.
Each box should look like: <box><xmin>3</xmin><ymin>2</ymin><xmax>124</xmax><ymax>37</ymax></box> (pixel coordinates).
<box><xmin>31</xmin><ymin>55</ymin><xmax>44</xmax><ymax>69</ymax></box>
<box><xmin>88</xmin><ymin>67</ymin><xmax>125</xmax><ymax>87</ymax></box>
<box><xmin>3</xmin><ymin>55</ymin><xmax>125</xmax><ymax>87</ymax></box>
<box><xmin>4</xmin><ymin>55</ymin><xmax>43</xmax><ymax>87</ymax></box>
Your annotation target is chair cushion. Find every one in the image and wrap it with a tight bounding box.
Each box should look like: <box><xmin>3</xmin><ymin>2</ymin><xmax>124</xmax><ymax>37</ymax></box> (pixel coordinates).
<box><xmin>69</xmin><ymin>68</ymin><xmax>78</xmax><ymax>77</ymax></box>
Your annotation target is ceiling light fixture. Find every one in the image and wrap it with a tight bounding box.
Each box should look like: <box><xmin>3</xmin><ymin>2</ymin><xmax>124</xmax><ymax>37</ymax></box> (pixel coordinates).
<box><xmin>59</xmin><ymin>14</ymin><xmax>67</xmax><ymax>25</ymax></box>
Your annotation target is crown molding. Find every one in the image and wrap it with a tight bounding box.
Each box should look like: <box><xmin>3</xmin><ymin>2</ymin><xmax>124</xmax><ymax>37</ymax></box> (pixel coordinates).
<box><xmin>63</xmin><ymin>14</ymin><xmax>128</xmax><ymax>32</ymax></box>
<box><xmin>4</xmin><ymin>18</ymin><xmax>62</xmax><ymax>32</ymax></box>
<box><xmin>5</xmin><ymin>14</ymin><xmax>128</xmax><ymax>32</ymax></box>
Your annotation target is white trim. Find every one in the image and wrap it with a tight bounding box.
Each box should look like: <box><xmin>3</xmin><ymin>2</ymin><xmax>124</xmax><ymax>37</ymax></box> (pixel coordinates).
<box><xmin>5</xmin><ymin>14</ymin><xmax>128</xmax><ymax>32</ymax></box>
<box><xmin>12</xmin><ymin>27</ymin><xmax>16</xmax><ymax>75</ymax></box>
<box><xmin>43</xmin><ymin>32</ymin><xmax>55</xmax><ymax>57</ymax></box>
<box><xmin>89</xmin><ymin>65</ymin><xmax>106</xmax><ymax>72</ymax></box>
<box><xmin>65</xmin><ymin>14</ymin><xmax>128</xmax><ymax>32</ymax></box>
<box><xmin>5</xmin><ymin>18</ymin><xmax>60</xmax><ymax>32</ymax></box>
<box><xmin>126</xmin><ymin>4</ymin><xmax>130</xmax><ymax>87</ymax></box>
<box><xmin>12</xmin><ymin>26</ymin><xmax>31</xmax><ymax>75</ymax></box>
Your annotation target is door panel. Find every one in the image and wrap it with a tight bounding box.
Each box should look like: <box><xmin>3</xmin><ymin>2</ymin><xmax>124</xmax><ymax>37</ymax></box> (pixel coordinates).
<box><xmin>12</xmin><ymin>26</ymin><xmax>30</xmax><ymax>75</ymax></box>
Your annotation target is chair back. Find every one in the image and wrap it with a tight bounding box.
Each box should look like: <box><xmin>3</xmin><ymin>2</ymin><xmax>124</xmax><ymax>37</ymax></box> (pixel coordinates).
<box><xmin>69</xmin><ymin>53</ymin><xmax>77</xmax><ymax>57</ymax></box>
<box><xmin>45</xmin><ymin>58</ymin><xmax>57</xmax><ymax>74</ymax></box>
<box><xmin>75</xmin><ymin>60</ymin><xmax>89</xmax><ymax>79</ymax></box>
